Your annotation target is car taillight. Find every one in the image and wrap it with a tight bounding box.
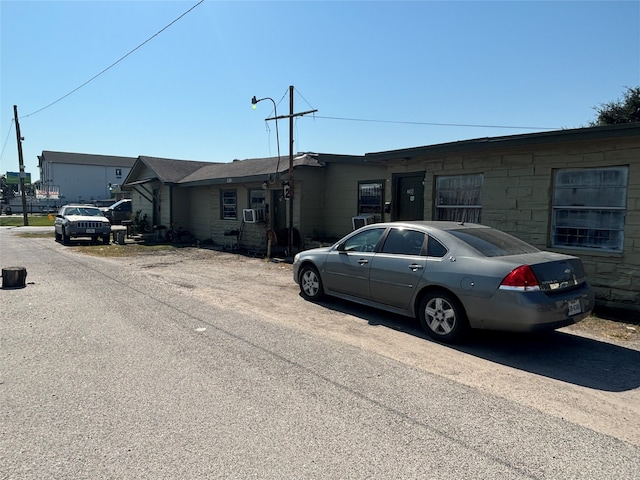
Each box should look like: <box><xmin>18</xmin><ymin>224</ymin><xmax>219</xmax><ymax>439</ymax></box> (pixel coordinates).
<box><xmin>499</xmin><ymin>265</ymin><xmax>540</xmax><ymax>291</ymax></box>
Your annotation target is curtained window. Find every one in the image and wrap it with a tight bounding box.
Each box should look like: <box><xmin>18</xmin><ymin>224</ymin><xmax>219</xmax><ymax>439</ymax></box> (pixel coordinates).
<box><xmin>435</xmin><ymin>174</ymin><xmax>483</xmax><ymax>223</ymax></box>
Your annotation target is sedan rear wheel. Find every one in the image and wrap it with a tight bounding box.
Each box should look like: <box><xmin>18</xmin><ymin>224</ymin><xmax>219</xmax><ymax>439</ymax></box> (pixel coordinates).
<box><xmin>419</xmin><ymin>291</ymin><xmax>468</xmax><ymax>343</ymax></box>
<box><xmin>299</xmin><ymin>265</ymin><xmax>324</xmax><ymax>301</ymax></box>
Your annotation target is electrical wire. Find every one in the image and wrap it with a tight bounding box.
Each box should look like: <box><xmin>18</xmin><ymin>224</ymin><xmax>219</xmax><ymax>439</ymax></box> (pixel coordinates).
<box><xmin>0</xmin><ymin>119</ymin><xmax>15</xmax><ymax>161</ymax></box>
<box><xmin>307</xmin><ymin>115</ymin><xmax>559</xmax><ymax>131</ymax></box>
<box><xmin>21</xmin><ymin>0</ymin><xmax>205</xmax><ymax>119</ymax></box>
<box><xmin>292</xmin><ymin>85</ymin><xmax>556</xmax><ymax>134</ymax></box>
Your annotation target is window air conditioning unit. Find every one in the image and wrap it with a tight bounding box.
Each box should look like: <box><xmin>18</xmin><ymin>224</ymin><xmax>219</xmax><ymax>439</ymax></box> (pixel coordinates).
<box><xmin>243</xmin><ymin>208</ymin><xmax>265</xmax><ymax>223</ymax></box>
<box><xmin>352</xmin><ymin>214</ymin><xmax>374</xmax><ymax>230</ymax></box>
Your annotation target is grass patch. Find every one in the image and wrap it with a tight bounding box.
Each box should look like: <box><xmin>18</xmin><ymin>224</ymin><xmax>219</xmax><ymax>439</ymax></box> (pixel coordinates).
<box><xmin>76</xmin><ymin>243</ymin><xmax>175</xmax><ymax>257</ymax></box>
<box><xmin>0</xmin><ymin>215</ymin><xmax>55</xmax><ymax>227</ymax></box>
<box><xmin>15</xmin><ymin>232</ymin><xmax>52</xmax><ymax>238</ymax></box>
<box><xmin>11</xmin><ymin>229</ymin><xmax>174</xmax><ymax>257</ymax></box>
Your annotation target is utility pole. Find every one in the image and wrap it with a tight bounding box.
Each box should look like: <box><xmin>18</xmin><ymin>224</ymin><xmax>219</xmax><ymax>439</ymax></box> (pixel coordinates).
<box><xmin>261</xmin><ymin>86</ymin><xmax>316</xmax><ymax>256</ymax></box>
<box><xmin>288</xmin><ymin>85</ymin><xmax>294</xmax><ymax>256</ymax></box>
<box><xmin>13</xmin><ymin>105</ymin><xmax>29</xmax><ymax>226</ymax></box>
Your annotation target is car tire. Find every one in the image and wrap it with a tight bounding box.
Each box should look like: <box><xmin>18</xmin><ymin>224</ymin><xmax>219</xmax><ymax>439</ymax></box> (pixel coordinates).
<box><xmin>102</xmin><ymin>235</ymin><xmax>110</xmax><ymax>245</ymax></box>
<box><xmin>55</xmin><ymin>231</ymin><xmax>61</xmax><ymax>242</ymax></box>
<box><xmin>62</xmin><ymin>228</ymin><xmax>70</xmax><ymax>245</ymax></box>
<box><xmin>418</xmin><ymin>290</ymin><xmax>469</xmax><ymax>343</ymax></box>
<box><xmin>299</xmin><ymin>265</ymin><xmax>324</xmax><ymax>301</ymax></box>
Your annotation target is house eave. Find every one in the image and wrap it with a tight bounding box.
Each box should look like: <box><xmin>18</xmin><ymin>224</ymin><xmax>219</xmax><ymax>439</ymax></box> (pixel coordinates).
<box><xmin>364</xmin><ymin>123</ymin><xmax>640</xmax><ymax>161</ymax></box>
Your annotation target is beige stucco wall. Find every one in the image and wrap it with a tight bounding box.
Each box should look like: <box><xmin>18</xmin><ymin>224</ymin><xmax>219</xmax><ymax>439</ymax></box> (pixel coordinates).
<box><xmin>387</xmin><ymin>137</ymin><xmax>640</xmax><ymax>312</ymax></box>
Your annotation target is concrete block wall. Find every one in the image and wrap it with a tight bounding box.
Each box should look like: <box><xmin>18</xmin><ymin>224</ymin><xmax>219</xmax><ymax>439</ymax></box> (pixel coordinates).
<box><xmin>403</xmin><ymin>139</ymin><xmax>640</xmax><ymax>314</ymax></box>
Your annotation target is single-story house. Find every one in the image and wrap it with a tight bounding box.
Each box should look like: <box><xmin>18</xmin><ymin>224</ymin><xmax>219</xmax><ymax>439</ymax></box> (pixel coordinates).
<box><xmin>123</xmin><ymin>153</ymin><xmax>387</xmax><ymax>254</ymax></box>
<box><xmin>366</xmin><ymin>122</ymin><xmax>640</xmax><ymax>314</ymax></box>
<box><xmin>123</xmin><ymin>122</ymin><xmax>639</xmax><ymax>314</ymax></box>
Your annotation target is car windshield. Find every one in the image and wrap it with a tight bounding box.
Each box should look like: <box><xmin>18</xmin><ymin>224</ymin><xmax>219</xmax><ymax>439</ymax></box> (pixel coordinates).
<box><xmin>66</xmin><ymin>207</ymin><xmax>103</xmax><ymax>216</ymax></box>
<box><xmin>449</xmin><ymin>228</ymin><xmax>539</xmax><ymax>257</ymax></box>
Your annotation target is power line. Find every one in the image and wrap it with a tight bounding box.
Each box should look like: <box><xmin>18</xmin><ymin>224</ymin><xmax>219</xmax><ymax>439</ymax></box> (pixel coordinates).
<box><xmin>292</xmin><ymin>86</ymin><xmax>558</xmax><ymax>131</ymax></box>
<box><xmin>308</xmin><ymin>115</ymin><xmax>560</xmax><ymax>131</ymax></box>
<box><xmin>21</xmin><ymin>0</ymin><xmax>205</xmax><ymax>119</ymax></box>
<box><xmin>0</xmin><ymin>119</ymin><xmax>15</xmax><ymax>162</ymax></box>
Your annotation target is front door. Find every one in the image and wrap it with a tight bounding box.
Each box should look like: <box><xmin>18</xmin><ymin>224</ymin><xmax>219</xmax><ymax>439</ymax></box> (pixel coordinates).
<box><xmin>271</xmin><ymin>189</ymin><xmax>287</xmax><ymax>229</ymax></box>
<box><xmin>394</xmin><ymin>173</ymin><xmax>425</xmax><ymax>221</ymax></box>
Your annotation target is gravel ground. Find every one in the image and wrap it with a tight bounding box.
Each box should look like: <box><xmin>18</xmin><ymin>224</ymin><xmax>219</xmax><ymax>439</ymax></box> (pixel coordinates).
<box><xmin>91</xmin><ymin>243</ymin><xmax>640</xmax><ymax>349</ymax></box>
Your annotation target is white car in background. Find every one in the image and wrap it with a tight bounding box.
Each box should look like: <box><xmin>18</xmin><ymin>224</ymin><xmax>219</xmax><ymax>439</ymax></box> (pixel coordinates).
<box><xmin>54</xmin><ymin>204</ymin><xmax>111</xmax><ymax>245</ymax></box>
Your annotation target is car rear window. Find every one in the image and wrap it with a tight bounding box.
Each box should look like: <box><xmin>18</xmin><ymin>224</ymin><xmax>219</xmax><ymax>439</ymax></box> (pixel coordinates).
<box><xmin>449</xmin><ymin>228</ymin><xmax>539</xmax><ymax>257</ymax></box>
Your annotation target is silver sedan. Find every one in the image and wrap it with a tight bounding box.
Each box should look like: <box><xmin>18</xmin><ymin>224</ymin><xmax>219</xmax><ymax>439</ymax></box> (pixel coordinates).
<box><xmin>293</xmin><ymin>221</ymin><xmax>595</xmax><ymax>343</ymax></box>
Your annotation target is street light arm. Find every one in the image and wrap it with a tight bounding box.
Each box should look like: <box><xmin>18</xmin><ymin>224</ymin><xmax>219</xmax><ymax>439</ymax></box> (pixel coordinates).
<box><xmin>251</xmin><ymin>95</ymin><xmax>281</xmax><ymax>182</ymax></box>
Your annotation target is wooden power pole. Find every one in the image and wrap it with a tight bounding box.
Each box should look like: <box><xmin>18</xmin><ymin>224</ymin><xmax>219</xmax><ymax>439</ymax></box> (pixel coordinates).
<box><xmin>262</xmin><ymin>86</ymin><xmax>317</xmax><ymax>256</ymax></box>
<box><xmin>13</xmin><ymin>105</ymin><xmax>29</xmax><ymax>226</ymax></box>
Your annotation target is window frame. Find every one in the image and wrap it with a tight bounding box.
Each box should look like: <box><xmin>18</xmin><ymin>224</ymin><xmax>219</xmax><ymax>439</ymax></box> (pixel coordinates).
<box><xmin>340</xmin><ymin>228</ymin><xmax>386</xmax><ymax>252</ymax></box>
<box><xmin>435</xmin><ymin>174</ymin><xmax>483</xmax><ymax>223</ymax></box>
<box><xmin>248</xmin><ymin>188</ymin><xmax>266</xmax><ymax>210</ymax></box>
<box><xmin>357</xmin><ymin>180</ymin><xmax>384</xmax><ymax>218</ymax></box>
<box><xmin>551</xmin><ymin>166</ymin><xmax>628</xmax><ymax>253</ymax></box>
<box><xmin>380</xmin><ymin>228</ymin><xmax>427</xmax><ymax>256</ymax></box>
<box><xmin>221</xmin><ymin>189</ymin><xmax>237</xmax><ymax>220</ymax></box>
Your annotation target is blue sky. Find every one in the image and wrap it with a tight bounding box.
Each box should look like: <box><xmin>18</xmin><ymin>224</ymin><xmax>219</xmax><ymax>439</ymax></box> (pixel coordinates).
<box><xmin>1</xmin><ymin>0</ymin><xmax>638</xmax><ymax>181</ymax></box>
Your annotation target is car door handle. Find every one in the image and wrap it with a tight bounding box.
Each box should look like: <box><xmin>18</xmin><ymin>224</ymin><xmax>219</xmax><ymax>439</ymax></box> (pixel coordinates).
<box><xmin>408</xmin><ymin>263</ymin><xmax>424</xmax><ymax>271</ymax></box>
<box><xmin>358</xmin><ymin>258</ymin><xmax>369</xmax><ymax>265</ymax></box>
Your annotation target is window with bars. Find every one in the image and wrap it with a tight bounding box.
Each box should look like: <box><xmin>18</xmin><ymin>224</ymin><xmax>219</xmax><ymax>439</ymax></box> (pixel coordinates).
<box><xmin>435</xmin><ymin>174</ymin><xmax>483</xmax><ymax>223</ymax></box>
<box><xmin>552</xmin><ymin>166</ymin><xmax>628</xmax><ymax>252</ymax></box>
<box><xmin>358</xmin><ymin>181</ymin><xmax>384</xmax><ymax>217</ymax></box>
<box><xmin>221</xmin><ymin>189</ymin><xmax>237</xmax><ymax>220</ymax></box>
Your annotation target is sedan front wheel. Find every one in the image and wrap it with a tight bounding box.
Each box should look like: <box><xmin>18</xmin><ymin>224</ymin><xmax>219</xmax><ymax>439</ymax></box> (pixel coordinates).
<box><xmin>299</xmin><ymin>265</ymin><xmax>324</xmax><ymax>301</ymax></box>
<box><xmin>419</xmin><ymin>291</ymin><xmax>468</xmax><ymax>343</ymax></box>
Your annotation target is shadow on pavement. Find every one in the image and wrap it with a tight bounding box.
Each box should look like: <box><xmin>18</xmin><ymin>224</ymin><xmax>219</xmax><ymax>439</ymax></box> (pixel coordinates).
<box><xmin>314</xmin><ymin>296</ymin><xmax>640</xmax><ymax>393</ymax></box>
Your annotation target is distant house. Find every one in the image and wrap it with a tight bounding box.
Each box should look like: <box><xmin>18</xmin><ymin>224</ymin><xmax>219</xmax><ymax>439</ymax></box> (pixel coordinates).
<box><xmin>366</xmin><ymin>123</ymin><xmax>640</xmax><ymax>313</ymax></box>
<box><xmin>38</xmin><ymin>151</ymin><xmax>136</xmax><ymax>205</ymax></box>
<box><xmin>122</xmin><ymin>155</ymin><xmax>214</xmax><ymax>228</ymax></box>
<box><xmin>123</xmin><ymin>153</ymin><xmax>387</xmax><ymax>254</ymax></box>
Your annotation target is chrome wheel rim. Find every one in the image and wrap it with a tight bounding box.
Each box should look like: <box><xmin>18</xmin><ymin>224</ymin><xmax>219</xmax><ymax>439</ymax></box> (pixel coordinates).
<box><xmin>425</xmin><ymin>297</ymin><xmax>456</xmax><ymax>335</ymax></box>
<box><xmin>302</xmin><ymin>270</ymin><xmax>320</xmax><ymax>297</ymax></box>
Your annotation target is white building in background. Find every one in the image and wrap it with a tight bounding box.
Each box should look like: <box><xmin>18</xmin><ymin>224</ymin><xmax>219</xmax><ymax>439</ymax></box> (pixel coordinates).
<box><xmin>38</xmin><ymin>151</ymin><xmax>136</xmax><ymax>205</ymax></box>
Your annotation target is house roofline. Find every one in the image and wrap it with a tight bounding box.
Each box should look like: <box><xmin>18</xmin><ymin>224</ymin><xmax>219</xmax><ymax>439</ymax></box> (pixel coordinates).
<box><xmin>364</xmin><ymin>123</ymin><xmax>640</xmax><ymax>161</ymax></box>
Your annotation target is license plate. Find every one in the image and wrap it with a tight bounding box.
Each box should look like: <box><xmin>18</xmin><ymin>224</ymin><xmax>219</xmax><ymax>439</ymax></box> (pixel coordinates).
<box><xmin>86</xmin><ymin>228</ymin><xmax>95</xmax><ymax>233</ymax></box>
<box><xmin>567</xmin><ymin>298</ymin><xmax>581</xmax><ymax>316</ymax></box>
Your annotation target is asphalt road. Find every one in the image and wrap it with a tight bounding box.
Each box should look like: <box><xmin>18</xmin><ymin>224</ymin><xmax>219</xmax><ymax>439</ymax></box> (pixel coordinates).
<box><xmin>1</xmin><ymin>227</ymin><xmax>639</xmax><ymax>479</ymax></box>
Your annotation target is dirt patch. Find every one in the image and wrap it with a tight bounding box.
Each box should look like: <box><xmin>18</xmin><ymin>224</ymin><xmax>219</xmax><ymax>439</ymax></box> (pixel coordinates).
<box><xmin>94</xmin><ymin>245</ymin><xmax>640</xmax><ymax>347</ymax></box>
<box><xmin>565</xmin><ymin>313</ymin><xmax>639</xmax><ymax>346</ymax></box>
